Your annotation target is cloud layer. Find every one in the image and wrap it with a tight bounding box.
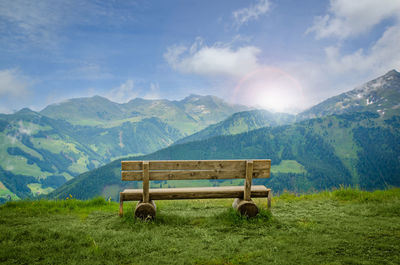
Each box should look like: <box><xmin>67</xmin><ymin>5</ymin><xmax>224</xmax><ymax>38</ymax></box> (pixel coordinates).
<box><xmin>0</xmin><ymin>69</ymin><xmax>29</xmax><ymax>97</ymax></box>
<box><xmin>0</xmin><ymin>0</ymin><xmax>136</xmax><ymax>47</ymax></box>
<box><xmin>307</xmin><ymin>0</ymin><xmax>400</xmax><ymax>39</ymax></box>
<box><xmin>164</xmin><ymin>38</ymin><xmax>261</xmax><ymax>77</ymax></box>
<box><xmin>232</xmin><ymin>0</ymin><xmax>271</xmax><ymax>27</ymax></box>
<box><xmin>106</xmin><ymin>80</ymin><xmax>137</xmax><ymax>103</ymax></box>
<box><xmin>307</xmin><ymin>0</ymin><xmax>400</xmax><ymax>84</ymax></box>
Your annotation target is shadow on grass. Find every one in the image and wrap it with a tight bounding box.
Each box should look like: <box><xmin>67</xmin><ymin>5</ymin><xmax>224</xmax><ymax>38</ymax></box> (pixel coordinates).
<box><xmin>120</xmin><ymin>205</ymin><xmax>274</xmax><ymax>228</ymax></box>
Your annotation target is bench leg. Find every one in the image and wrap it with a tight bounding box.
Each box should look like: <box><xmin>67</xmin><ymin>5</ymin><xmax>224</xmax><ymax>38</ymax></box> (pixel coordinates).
<box><xmin>267</xmin><ymin>190</ymin><xmax>272</xmax><ymax>209</ymax></box>
<box><xmin>135</xmin><ymin>200</ymin><xmax>157</xmax><ymax>220</ymax></box>
<box><xmin>232</xmin><ymin>198</ymin><xmax>259</xmax><ymax>217</ymax></box>
<box><xmin>119</xmin><ymin>192</ymin><xmax>124</xmax><ymax>217</ymax></box>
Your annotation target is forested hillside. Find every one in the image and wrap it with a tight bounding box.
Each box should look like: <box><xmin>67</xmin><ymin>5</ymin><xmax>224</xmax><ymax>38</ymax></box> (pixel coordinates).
<box><xmin>175</xmin><ymin>110</ymin><xmax>295</xmax><ymax>145</ymax></box>
<box><xmin>50</xmin><ymin>111</ymin><xmax>400</xmax><ymax>200</ymax></box>
<box><xmin>2</xmin><ymin>71</ymin><xmax>400</xmax><ymax>202</ymax></box>
<box><xmin>0</xmin><ymin>109</ymin><xmax>183</xmax><ymax>201</ymax></box>
<box><xmin>0</xmin><ymin>95</ymin><xmax>249</xmax><ymax>200</ymax></box>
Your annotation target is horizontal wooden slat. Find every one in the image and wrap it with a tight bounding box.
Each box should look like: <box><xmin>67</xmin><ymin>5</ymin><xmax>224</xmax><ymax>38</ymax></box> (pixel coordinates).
<box><xmin>121</xmin><ymin>161</ymin><xmax>142</xmax><ymax>171</ymax></box>
<box><xmin>121</xmin><ymin>160</ymin><xmax>270</xmax><ymax>171</ymax></box>
<box><xmin>121</xmin><ymin>185</ymin><xmax>271</xmax><ymax>201</ymax></box>
<box><xmin>122</xmin><ymin>169</ymin><xmax>270</xmax><ymax>181</ymax></box>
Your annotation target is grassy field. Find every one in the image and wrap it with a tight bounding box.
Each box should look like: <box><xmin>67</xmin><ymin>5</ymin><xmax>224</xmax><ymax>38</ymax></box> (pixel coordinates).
<box><xmin>0</xmin><ymin>188</ymin><xmax>399</xmax><ymax>264</ymax></box>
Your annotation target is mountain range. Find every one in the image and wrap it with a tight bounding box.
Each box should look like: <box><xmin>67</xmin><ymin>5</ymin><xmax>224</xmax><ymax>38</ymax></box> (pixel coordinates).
<box><xmin>50</xmin><ymin>110</ymin><xmax>400</xmax><ymax>201</ymax></box>
<box><xmin>40</xmin><ymin>94</ymin><xmax>249</xmax><ymax>134</ymax></box>
<box><xmin>49</xmin><ymin>70</ymin><xmax>400</xmax><ymax>201</ymax></box>
<box><xmin>1</xmin><ymin>70</ymin><xmax>399</xmax><ymax>202</ymax></box>
<box><xmin>0</xmin><ymin>95</ymin><xmax>249</xmax><ymax>200</ymax></box>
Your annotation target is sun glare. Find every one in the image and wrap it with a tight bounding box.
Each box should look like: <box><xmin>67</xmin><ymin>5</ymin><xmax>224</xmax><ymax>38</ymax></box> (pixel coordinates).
<box><xmin>233</xmin><ymin>67</ymin><xmax>304</xmax><ymax>113</ymax></box>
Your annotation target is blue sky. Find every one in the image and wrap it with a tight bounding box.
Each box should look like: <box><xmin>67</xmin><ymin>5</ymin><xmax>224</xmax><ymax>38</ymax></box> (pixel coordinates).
<box><xmin>0</xmin><ymin>0</ymin><xmax>399</xmax><ymax>113</ymax></box>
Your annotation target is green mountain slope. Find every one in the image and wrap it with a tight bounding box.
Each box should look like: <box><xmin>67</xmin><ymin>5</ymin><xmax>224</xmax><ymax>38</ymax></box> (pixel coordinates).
<box><xmin>0</xmin><ymin>109</ymin><xmax>102</xmax><ymax>199</ymax></box>
<box><xmin>0</xmin><ymin>109</ymin><xmax>183</xmax><ymax>199</ymax></box>
<box><xmin>41</xmin><ymin>94</ymin><xmax>249</xmax><ymax>134</ymax></box>
<box><xmin>49</xmin><ymin>111</ymin><xmax>400</xmax><ymax>201</ymax></box>
<box><xmin>175</xmin><ymin>110</ymin><xmax>295</xmax><ymax>145</ymax></box>
<box><xmin>1</xmin><ymin>94</ymin><xmax>248</xmax><ymax>200</ymax></box>
<box><xmin>298</xmin><ymin>69</ymin><xmax>400</xmax><ymax>120</ymax></box>
<box><xmin>40</xmin><ymin>96</ymin><xmax>129</xmax><ymax>125</ymax></box>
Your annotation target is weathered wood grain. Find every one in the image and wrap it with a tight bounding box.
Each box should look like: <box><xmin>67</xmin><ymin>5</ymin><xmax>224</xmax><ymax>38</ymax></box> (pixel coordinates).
<box><xmin>121</xmin><ymin>160</ymin><xmax>271</xmax><ymax>171</ymax></box>
<box><xmin>267</xmin><ymin>189</ymin><xmax>272</xmax><ymax>209</ymax></box>
<box><xmin>142</xmin><ymin>161</ymin><xmax>149</xmax><ymax>203</ymax></box>
<box><xmin>119</xmin><ymin>192</ymin><xmax>124</xmax><ymax>217</ymax></box>
<box><xmin>121</xmin><ymin>169</ymin><xmax>270</xmax><ymax>181</ymax></box>
<box><xmin>135</xmin><ymin>200</ymin><xmax>156</xmax><ymax>219</ymax></box>
<box><xmin>232</xmin><ymin>198</ymin><xmax>259</xmax><ymax>217</ymax></box>
<box><xmin>244</xmin><ymin>160</ymin><xmax>253</xmax><ymax>201</ymax></box>
<box><xmin>121</xmin><ymin>185</ymin><xmax>270</xmax><ymax>201</ymax></box>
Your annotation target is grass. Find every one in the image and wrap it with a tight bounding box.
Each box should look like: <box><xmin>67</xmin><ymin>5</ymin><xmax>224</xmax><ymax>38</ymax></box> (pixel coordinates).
<box><xmin>271</xmin><ymin>160</ymin><xmax>307</xmax><ymax>174</ymax></box>
<box><xmin>27</xmin><ymin>183</ymin><xmax>54</xmax><ymax>196</ymax></box>
<box><xmin>0</xmin><ymin>182</ymin><xmax>19</xmax><ymax>201</ymax></box>
<box><xmin>0</xmin><ymin>188</ymin><xmax>399</xmax><ymax>264</ymax></box>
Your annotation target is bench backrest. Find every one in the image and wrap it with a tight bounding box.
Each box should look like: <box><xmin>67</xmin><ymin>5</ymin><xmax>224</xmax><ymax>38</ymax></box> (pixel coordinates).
<box><xmin>121</xmin><ymin>160</ymin><xmax>270</xmax><ymax>203</ymax></box>
<box><xmin>121</xmin><ymin>160</ymin><xmax>271</xmax><ymax>181</ymax></box>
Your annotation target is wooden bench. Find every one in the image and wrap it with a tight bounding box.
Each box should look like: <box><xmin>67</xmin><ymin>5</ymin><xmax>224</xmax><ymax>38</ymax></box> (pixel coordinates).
<box><xmin>119</xmin><ymin>159</ymin><xmax>272</xmax><ymax>218</ymax></box>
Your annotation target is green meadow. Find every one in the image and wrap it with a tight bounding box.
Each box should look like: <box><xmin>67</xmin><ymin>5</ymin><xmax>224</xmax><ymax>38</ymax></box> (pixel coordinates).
<box><xmin>1</xmin><ymin>188</ymin><xmax>399</xmax><ymax>264</ymax></box>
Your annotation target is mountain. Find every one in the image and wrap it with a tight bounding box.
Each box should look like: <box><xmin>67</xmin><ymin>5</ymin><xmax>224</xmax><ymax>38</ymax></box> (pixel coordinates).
<box><xmin>41</xmin><ymin>94</ymin><xmax>250</xmax><ymax>135</ymax></box>
<box><xmin>49</xmin><ymin>71</ymin><xmax>400</xmax><ymax>200</ymax></box>
<box><xmin>0</xmin><ymin>94</ymin><xmax>249</xmax><ymax>200</ymax></box>
<box><xmin>175</xmin><ymin>109</ymin><xmax>295</xmax><ymax>145</ymax></box>
<box><xmin>0</xmin><ymin>109</ymin><xmax>101</xmax><ymax>199</ymax></box>
<box><xmin>49</xmin><ymin>111</ymin><xmax>400</xmax><ymax>201</ymax></box>
<box><xmin>5</xmin><ymin>71</ymin><xmax>400</xmax><ymax>201</ymax></box>
<box><xmin>298</xmin><ymin>69</ymin><xmax>400</xmax><ymax>120</ymax></box>
<box><xmin>0</xmin><ymin>109</ymin><xmax>182</xmax><ymax>199</ymax></box>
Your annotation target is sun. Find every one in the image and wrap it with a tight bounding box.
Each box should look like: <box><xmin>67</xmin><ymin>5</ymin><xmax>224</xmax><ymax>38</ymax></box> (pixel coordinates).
<box><xmin>232</xmin><ymin>67</ymin><xmax>304</xmax><ymax>113</ymax></box>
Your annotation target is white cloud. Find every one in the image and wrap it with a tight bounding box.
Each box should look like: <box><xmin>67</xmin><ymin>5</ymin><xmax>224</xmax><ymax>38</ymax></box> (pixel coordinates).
<box><xmin>18</xmin><ymin>120</ymin><xmax>34</xmax><ymax>135</ymax></box>
<box><xmin>298</xmin><ymin>0</ymin><xmax>400</xmax><ymax>108</ymax></box>
<box><xmin>107</xmin><ymin>80</ymin><xmax>138</xmax><ymax>103</ymax></box>
<box><xmin>164</xmin><ymin>38</ymin><xmax>261</xmax><ymax>77</ymax></box>
<box><xmin>305</xmin><ymin>0</ymin><xmax>400</xmax><ymax>84</ymax></box>
<box><xmin>0</xmin><ymin>69</ymin><xmax>30</xmax><ymax>97</ymax></box>
<box><xmin>233</xmin><ymin>0</ymin><xmax>271</xmax><ymax>27</ymax></box>
<box><xmin>325</xmin><ymin>26</ymin><xmax>400</xmax><ymax>74</ymax></box>
<box><xmin>0</xmin><ymin>0</ymin><xmax>136</xmax><ymax>47</ymax></box>
<box><xmin>307</xmin><ymin>0</ymin><xmax>400</xmax><ymax>39</ymax></box>
<box><xmin>0</xmin><ymin>0</ymin><xmax>60</xmax><ymax>46</ymax></box>
<box><xmin>143</xmin><ymin>82</ymin><xmax>161</xmax><ymax>100</ymax></box>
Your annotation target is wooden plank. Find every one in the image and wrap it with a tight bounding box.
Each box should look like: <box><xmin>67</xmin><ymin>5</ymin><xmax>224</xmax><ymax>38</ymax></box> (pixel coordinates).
<box><xmin>142</xmin><ymin>161</ymin><xmax>149</xmax><ymax>203</ymax></box>
<box><xmin>121</xmin><ymin>161</ymin><xmax>142</xmax><ymax>171</ymax></box>
<box><xmin>121</xmin><ymin>159</ymin><xmax>270</xmax><ymax>171</ymax></box>
<box><xmin>119</xmin><ymin>192</ymin><xmax>124</xmax><ymax>217</ymax></box>
<box><xmin>121</xmin><ymin>185</ymin><xmax>271</xmax><ymax>201</ymax></box>
<box><xmin>121</xmin><ymin>169</ymin><xmax>270</xmax><ymax>181</ymax></box>
<box><xmin>244</xmin><ymin>160</ymin><xmax>253</xmax><ymax>201</ymax></box>
<box><xmin>150</xmin><ymin>160</ymin><xmax>246</xmax><ymax>171</ymax></box>
<box><xmin>267</xmin><ymin>190</ymin><xmax>272</xmax><ymax>209</ymax></box>
<box><xmin>253</xmin><ymin>160</ymin><xmax>270</xmax><ymax>171</ymax></box>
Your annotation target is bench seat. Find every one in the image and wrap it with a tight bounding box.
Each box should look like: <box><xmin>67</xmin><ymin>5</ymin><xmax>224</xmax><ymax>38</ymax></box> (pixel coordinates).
<box><xmin>121</xmin><ymin>185</ymin><xmax>271</xmax><ymax>201</ymax></box>
<box><xmin>120</xmin><ymin>160</ymin><xmax>272</xmax><ymax>218</ymax></box>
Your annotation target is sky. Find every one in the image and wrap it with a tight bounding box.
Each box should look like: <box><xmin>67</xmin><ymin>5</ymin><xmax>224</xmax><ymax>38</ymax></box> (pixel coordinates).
<box><xmin>0</xmin><ymin>0</ymin><xmax>399</xmax><ymax>114</ymax></box>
